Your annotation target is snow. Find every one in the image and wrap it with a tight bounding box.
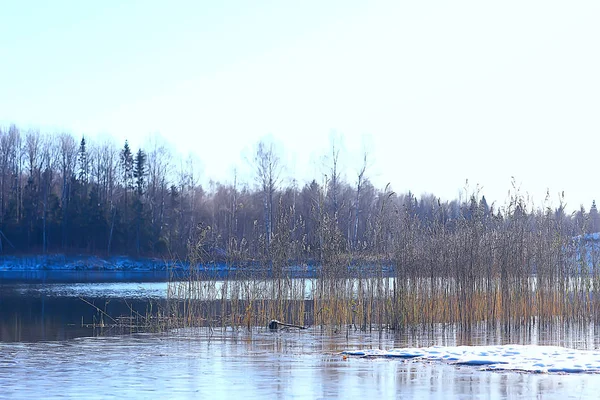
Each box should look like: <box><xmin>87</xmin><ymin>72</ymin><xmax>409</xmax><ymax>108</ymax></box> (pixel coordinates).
<box><xmin>0</xmin><ymin>255</ymin><xmax>177</xmax><ymax>271</ymax></box>
<box><xmin>343</xmin><ymin>345</ymin><xmax>600</xmax><ymax>374</ymax></box>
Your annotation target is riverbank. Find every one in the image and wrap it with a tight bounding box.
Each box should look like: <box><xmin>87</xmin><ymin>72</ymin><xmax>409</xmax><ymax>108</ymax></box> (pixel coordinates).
<box><xmin>0</xmin><ymin>254</ymin><xmax>175</xmax><ymax>271</ymax></box>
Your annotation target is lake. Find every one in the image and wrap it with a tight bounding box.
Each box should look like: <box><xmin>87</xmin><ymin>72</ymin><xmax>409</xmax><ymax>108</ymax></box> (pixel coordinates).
<box><xmin>2</xmin><ymin>271</ymin><xmax>600</xmax><ymax>399</ymax></box>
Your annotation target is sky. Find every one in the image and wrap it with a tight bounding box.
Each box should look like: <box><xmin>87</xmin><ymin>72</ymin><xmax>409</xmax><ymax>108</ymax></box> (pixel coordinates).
<box><xmin>1</xmin><ymin>1</ymin><xmax>599</xmax><ymax>211</ymax></box>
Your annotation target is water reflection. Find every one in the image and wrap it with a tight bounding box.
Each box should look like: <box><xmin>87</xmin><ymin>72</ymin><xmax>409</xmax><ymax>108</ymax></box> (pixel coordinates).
<box><xmin>1</xmin><ymin>330</ymin><xmax>599</xmax><ymax>399</ymax></box>
<box><xmin>4</xmin><ymin>278</ymin><xmax>600</xmax><ymax>348</ymax></box>
<box><xmin>0</xmin><ymin>280</ymin><xmax>165</xmax><ymax>341</ymax></box>
<box><xmin>0</xmin><ymin>294</ymin><xmax>164</xmax><ymax>342</ymax></box>
<box><xmin>0</xmin><ymin>270</ymin><xmax>170</xmax><ymax>283</ymax></box>
<box><xmin>5</xmin><ymin>275</ymin><xmax>600</xmax><ymax>398</ymax></box>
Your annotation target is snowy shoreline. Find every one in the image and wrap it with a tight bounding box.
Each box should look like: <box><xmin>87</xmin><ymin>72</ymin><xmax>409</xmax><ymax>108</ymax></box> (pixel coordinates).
<box><xmin>0</xmin><ymin>255</ymin><xmax>388</xmax><ymax>277</ymax></box>
<box><xmin>0</xmin><ymin>254</ymin><xmax>176</xmax><ymax>272</ymax></box>
<box><xmin>343</xmin><ymin>344</ymin><xmax>600</xmax><ymax>374</ymax></box>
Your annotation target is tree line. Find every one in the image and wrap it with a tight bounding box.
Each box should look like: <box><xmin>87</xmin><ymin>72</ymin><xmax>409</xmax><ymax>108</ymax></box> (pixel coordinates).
<box><xmin>0</xmin><ymin>124</ymin><xmax>598</xmax><ymax>264</ymax></box>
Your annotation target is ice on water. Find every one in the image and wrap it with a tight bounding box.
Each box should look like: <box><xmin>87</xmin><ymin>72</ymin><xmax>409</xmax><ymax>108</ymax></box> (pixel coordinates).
<box><xmin>343</xmin><ymin>345</ymin><xmax>600</xmax><ymax>373</ymax></box>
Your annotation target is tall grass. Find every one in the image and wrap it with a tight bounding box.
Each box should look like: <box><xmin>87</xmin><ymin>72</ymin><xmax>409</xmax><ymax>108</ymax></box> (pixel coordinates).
<box><xmin>165</xmin><ymin>187</ymin><xmax>600</xmax><ymax>335</ymax></box>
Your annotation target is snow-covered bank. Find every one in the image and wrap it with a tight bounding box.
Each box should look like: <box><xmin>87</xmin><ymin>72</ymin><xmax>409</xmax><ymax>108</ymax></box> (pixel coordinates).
<box><xmin>0</xmin><ymin>255</ymin><xmax>386</xmax><ymax>277</ymax></box>
<box><xmin>0</xmin><ymin>255</ymin><xmax>178</xmax><ymax>272</ymax></box>
<box><xmin>343</xmin><ymin>345</ymin><xmax>600</xmax><ymax>374</ymax></box>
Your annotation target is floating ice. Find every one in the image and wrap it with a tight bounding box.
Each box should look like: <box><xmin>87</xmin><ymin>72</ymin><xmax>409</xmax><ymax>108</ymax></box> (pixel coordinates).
<box><xmin>343</xmin><ymin>345</ymin><xmax>600</xmax><ymax>374</ymax></box>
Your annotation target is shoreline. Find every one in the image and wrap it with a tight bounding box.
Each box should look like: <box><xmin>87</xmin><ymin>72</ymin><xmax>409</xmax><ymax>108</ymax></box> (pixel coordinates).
<box><xmin>0</xmin><ymin>254</ymin><xmax>176</xmax><ymax>272</ymax></box>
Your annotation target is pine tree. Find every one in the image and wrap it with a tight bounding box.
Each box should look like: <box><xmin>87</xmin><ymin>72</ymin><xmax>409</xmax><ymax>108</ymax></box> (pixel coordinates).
<box><xmin>134</xmin><ymin>149</ymin><xmax>146</xmax><ymax>197</ymax></box>
<box><xmin>133</xmin><ymin>148</ymin><xmax>147</xmax><ymax>254</ymax></box>
<box><xmin>120</xmin><ymin>141</ymin><xmax>134</xmax><ymax>191</ymax></box>
<box><xmin>119</xmin><ymin>141</ymin><xmax>134</xmax><ymax>251</ymax></box>
<box><xmin>77</xmin><ymin>136</ymin><xmax>89</xmax><ymax>184</ymax></box>
<box><xmin>590</xmin><ymin>200</ymin><xmax>600</xmax><ymax>233</ymax></box>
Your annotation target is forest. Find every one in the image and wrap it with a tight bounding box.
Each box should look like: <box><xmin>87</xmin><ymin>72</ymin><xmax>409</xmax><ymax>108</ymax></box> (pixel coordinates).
<box><xmin>0</xmin><ymin>124</ymin><xmax>598</xmax><ymax>267</ymax></box>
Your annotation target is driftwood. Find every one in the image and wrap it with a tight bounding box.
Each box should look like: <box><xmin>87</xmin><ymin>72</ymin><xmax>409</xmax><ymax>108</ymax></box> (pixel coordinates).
<box><xmin>268</xmin><ymin>319</ymin><xmax>307</xmax><ymax>330</ymax></box>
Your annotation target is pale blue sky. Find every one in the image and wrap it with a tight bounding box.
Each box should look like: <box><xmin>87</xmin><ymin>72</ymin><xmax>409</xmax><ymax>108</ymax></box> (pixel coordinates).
<box><xmin>1</xmin><ymin>1</ymin><xmax>599</xmax><ymax>210</ymax></box>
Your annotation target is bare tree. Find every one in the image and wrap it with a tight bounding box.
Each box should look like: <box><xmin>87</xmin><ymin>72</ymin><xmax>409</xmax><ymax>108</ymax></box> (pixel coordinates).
<box><xmin>178</xmin><ymin>153</ymin><xmax>202</xmax><ymax>252</ymax></box>
<box><xmin>353</xmin><ymin>151</ymin><xmax>369</xmax><ymax>250</ymax></box>
<box><xmin>255</xmin><ymin>140</ymin><xmax>281</xmax><ymax>250</ymax></box>
<box><xmin>93</xmin><ymin>140</ymin><xmax>118</xmax><ymax>255</ymax></box>
<box><xmin>326</xmin><ymin>135</ymin><xmax>342</xmax><ymax>217</ymax></box>
<box><xmin>146</xmin><ymin>135</ymin><xmax>172</xmax><ymax>252</ymax></box>
<box><xmin>0</xmin><ymin>126</ymin><xmax>21</xmax><ymax>221</ymax></box>
<box><xmin>11</xmin><ymin>126</ymin><xmax>23</xmax><ymax>223</ymax></box>
<box><xmin>25</xmin><ymin>129</ymin><xmax>41</xmax><ymax>181</ymax></box>
<box><xmin>40</xmin><ymin>134</ymin><xmax>57</xmax><ymax>253</ymax></box>
<box><xmin>58</xmin><ymin>133</ymin><xmax>78</xmax><ymax>248</ymax></box>
<box><xmin>23</xmin><ymin>130</ymin><xmax>42</xmax><ymax>246</ymax></box>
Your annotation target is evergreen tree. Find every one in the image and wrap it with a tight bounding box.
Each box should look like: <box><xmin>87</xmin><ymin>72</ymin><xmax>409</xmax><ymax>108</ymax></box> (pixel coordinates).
<box><xmin>590</xmin><ymin>200</ymin><xmax>600</xmax><ymax>233</ymax></box>
<box><xmin>86</xmin><ymin>185</ymin><xmax>107</xmax><ymax>252</ymax></box>
<box><xmin>119</xmin><ymin>141</ymin><xmax>134</xmax><ymax>250</ymax></box>
<box><xmin>132</xmin><ymin>148</ymin><xmax>147</xmax><ymax>254</ymax></box>
<box><xmin>77</xmin><ymin>136</ymin><xmax>89</xmax><ymax>184</ymax></box>
<box><xmin>120</xmin><ymin>141</ymin><xmax>134</xmax><ymax>191</ymax></box>
<box><xmin>134</xmin><ymin>149</ymin><xmax>146</xmax><ymax>197</ymax></box>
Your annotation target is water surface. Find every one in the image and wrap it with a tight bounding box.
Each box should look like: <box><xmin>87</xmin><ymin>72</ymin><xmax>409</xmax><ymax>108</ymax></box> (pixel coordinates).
<box><xmin>2</xmin><ymin>329</ymin><xmax>600</xmax><ymax>399</ymax></box>
<box><xmin>2</xmin><ymin>273</ymin><xmax>600</xmax><ymax>399</ymax></box>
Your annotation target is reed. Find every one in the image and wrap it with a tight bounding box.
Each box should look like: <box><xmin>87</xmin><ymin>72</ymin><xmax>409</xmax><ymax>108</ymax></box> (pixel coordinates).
<box><xmin>163</xmin><ymin>185</ymin><xmax>600</xmax><ymax>336</ymax></box>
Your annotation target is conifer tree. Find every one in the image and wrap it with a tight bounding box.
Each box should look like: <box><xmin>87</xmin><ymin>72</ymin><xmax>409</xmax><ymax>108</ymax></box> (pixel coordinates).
<box><xmin>77</xmin><ymin>136</ymin><xmax>89</xmax><ymax>184</ymax></box>
<box><xmin>134</xmin><ymin>148</ymin><xmax>146</xmax><ymax>197</ymax></box>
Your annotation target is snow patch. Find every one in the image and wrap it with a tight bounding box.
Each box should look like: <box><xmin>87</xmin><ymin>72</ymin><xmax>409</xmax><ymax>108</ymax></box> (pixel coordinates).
<box><xmin>343</xmin><ymin>345</ymin><xmax>600</xmax><ymax>374</ymax></box>
<box><xmin>0</xmin><ymin>255</ymin><xmax>184</xmax><ymax>272</ymax></box>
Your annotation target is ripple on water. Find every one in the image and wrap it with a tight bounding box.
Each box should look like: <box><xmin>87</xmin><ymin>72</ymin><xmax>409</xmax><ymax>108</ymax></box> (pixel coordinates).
<box><xmin>1</xmin><ymin>329</ymin><xmax>600</xmax><ymax>399</ymax></box>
